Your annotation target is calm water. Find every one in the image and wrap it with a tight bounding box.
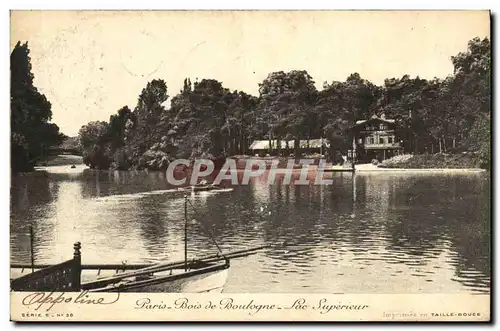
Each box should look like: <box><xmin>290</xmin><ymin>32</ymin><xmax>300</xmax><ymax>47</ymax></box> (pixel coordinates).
<box><xmin>10</xmin><ymin>165</ymin><xmax>490</xmax><ymax>294</ymax></box>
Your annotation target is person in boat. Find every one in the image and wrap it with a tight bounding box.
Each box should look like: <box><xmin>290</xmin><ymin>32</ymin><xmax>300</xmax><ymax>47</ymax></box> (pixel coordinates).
<box><xmin>191</xmin><ymin>180</ymin><xmax>220</xmax><ymax>192</ymax></box>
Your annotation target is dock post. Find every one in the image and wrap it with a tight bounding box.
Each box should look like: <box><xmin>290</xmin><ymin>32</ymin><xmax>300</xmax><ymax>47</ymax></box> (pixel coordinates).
<box><xmin>29</xmin><ymin>226</ymin><xmax>34</xmax><ymax>272</ymax></box>
<box><xmin>73</xmin><ymin>242</ymin><xmax>82</xmax><ymax>291</ymax></box>
<box><xmin>184</xmin><ymin>195</ymin><xmax>188</xmax><ymax>272</ymax></box>
<box><xmin>351</xmin><ymin>136</ymin><xmax>356</xmax><ymax>173</ymax></box>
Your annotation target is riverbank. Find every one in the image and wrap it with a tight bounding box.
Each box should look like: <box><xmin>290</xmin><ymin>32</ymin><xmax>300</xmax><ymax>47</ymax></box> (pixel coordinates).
<box><xmin>38</xmin><ymin>154</ymin><xmax>83</xmax><ymax>167</ymax></box>
<box><xmin>377</xmin><ymin>153</ymin><xmax>487</xmax><ymax>170</ymax></box>
<box><xmin>353</xmin><ymin>163</ymin><xmax>486</xmax><ymax>173</ymax></box>
<box><xmin>63</xmin><ymin>153</ymin><xmax>488</xmax><ymax>175</ymax></box>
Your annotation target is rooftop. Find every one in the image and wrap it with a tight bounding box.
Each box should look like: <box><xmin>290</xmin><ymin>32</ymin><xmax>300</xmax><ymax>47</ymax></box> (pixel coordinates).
<box><xmin>355</xmin><ymin>113</ymin><xmax>395</xmax><ymax>125</ymax></box>
<box><xmin>249</xmin><ymin>139</ymin><xmax>330</xmax><ymax>150</ymax></box>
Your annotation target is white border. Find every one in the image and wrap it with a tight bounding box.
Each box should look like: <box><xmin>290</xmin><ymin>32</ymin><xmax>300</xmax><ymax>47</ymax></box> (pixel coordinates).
<box><xmin>2</xmin><ymin>1</ymin><xmax>497</xmax><ymax>330</ymax></box>
<box><xmin>3</xmin><ymin>1</ymin><xmax>499</xmax><ymax>10</ymax></box>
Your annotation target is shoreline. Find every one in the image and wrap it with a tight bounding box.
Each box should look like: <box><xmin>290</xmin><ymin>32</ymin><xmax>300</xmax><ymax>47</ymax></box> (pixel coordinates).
<box><xmin>24</xmin><ymin>155</ymin><xmax>488</xmax><ymax>174</ymax></box>
<box><xmin>350</xmin><ymin>163</ymin><xmax>487</xmax><ymax>173</ymax></box>
<box><xmin>14</xmin><ymin>155</ymin><xmax>488</xmax><ymax>175</ymax></box>
<box><xmin>24</xmin><ymin>164</ymin><xmax>488</xmax><ymax>175</ymax></box>
<box><xmin>354</xmin><ymin>168</ymin><xmax>487</xmax><ymax>173</ymax></box>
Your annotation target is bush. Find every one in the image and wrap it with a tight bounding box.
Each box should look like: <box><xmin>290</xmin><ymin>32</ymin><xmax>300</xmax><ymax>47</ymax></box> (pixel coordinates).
<box><xmin>142</xmin><ymin>149</ymin><xmax>170</xmax><ymax>171</ymax></box>
<box><xmin>379</xmin><ymin>153</ymin><xmax>481</xmax><ymax>169</ymax></box>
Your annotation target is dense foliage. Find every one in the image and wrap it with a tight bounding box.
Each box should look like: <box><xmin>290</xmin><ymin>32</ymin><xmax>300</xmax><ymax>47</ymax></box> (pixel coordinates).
<box><xmin>74</xmin><ymin>36</ymin><xmax>490</xmax><ymax>170</ymax></box>
<box><xmin>11</xmin><ymin>42</ymin><xmax>66</xmax><ymax>172</ymax></box>
<box><xmin>380</xmin><ymin>153</ymin><xmax>482</xmax><ymax>169</ymax></box>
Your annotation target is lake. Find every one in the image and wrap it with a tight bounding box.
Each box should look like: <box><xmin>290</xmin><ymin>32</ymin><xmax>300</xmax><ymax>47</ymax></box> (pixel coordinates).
<box><xmin>10</xmin><ymin>164</ymin><xmax>490</xmax><ymax>294</ymax></box>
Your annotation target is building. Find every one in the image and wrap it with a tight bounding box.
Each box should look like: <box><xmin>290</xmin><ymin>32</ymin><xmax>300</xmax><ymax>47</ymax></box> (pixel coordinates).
<box><xmin>347</xmin><ymin>113</ymin><xmax>403</xmax><ymax>163</ymax></box>
<box><xmin>249</xmin><ymin>139</ymin><xmax>330</xmax><ymax>156</ymax></box>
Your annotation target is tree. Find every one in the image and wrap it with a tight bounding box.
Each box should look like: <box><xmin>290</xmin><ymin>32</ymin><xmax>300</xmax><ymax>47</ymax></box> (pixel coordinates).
<box><xmin>11</xmin><ymin>41</ymin><xmax>64</xmax><ymax>172</ymax></box>
<box><xmin>78</xmin><ymin>121</ymin><xmax>111</xmax><ymax>169</ymax></box>
<box><xmin>107</xmin><ymin>106</ymin><xmax>134</xmax><ymax>149</ymax></box>
<box><xmin>467</xmin><ymin>113</ymin><xmax>490</xmax><ymax>169</ymax></box>
<box><xmin>256</xmin><ymin>70</ymin><xmax>317</xmax><ymax>156</ymax></box>
<box><xmin>74</xmin><ymin>36</ymin><xmax>491</xmax><ymax>170</ymax></box>
<box><xmin>128</xmin><ymin>79</ymin><xmax>169</xmax><ymax>156</ymax></box>
<box><xmin>78</xmin><ymin>121</ymin><xmax>109</xmax><ymax>149</ymax></box>
<box><xmin>450</xmin><ymin>37</ymin><xmax>491</xmax><ymax>145</ymax></box>
<box><xmin>315</xmin><ymin>74</ymin><xmax>380</xmax><ymax>157</ymax></box>
<box><xmin>166</xmin><ymin>78</ymin><xmax>232</xmax><ymax>158</ymax></box>
<box><xmin>223</xmin><ymin>91</ymin><xmax>258</xmax><ymax>156</ymax></box>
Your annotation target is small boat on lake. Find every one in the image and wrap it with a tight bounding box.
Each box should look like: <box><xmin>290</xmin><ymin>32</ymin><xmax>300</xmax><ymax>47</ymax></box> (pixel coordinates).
<box><xmin>190</xmin><ymin>183</ymin><xmax>222</xmax><ymax>192</ymax></box>
<box><xmin>10</xmin><ymin>196</ymin><xmax>266</xmax><ymax>293</ymax></box>
<box><xmin>11</xmin><ymin>252</ymin><xmax>231</xmax><ymax>293</ymax></box>
<box><xmin>183</xmin><ymin>180</ymin><xmax>226</xmax><ymax>193</ymax></box>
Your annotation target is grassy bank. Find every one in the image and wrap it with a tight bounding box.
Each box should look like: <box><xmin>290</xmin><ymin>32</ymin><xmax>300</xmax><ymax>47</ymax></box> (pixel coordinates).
<box><xmin>379</xmin><ymin>153</ymin><xmax>484</xmax><ymax>169</ymax></box>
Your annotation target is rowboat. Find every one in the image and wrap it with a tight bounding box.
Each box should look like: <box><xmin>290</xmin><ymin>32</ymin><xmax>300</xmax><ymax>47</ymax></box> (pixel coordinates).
<box><xmin>189</xmin><ymin>183</ymin><xmax>222</xmax><ymax>192</ymax></box>
<box><xmin>11</xmin><ymin>255</ymin><xmax>238</xmax><ymax>293</ymax></box>
<box><xmin>10</xmin><ymin>254</ymin><xmax>231</xmax><ymax>293</ymax></box>
<box><xmin>10</xmin><ymin>196</ymin><xmax>267</xmax><ymax>293</ymax></box>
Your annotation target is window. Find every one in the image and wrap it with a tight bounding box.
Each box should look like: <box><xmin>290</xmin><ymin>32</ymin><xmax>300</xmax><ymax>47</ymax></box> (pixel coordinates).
<box><xmin>366</xmin><ymin>137</ymin><xmax>375</xmax><ymax>145</ymax></box>
<box><xmin>379</xmin><ymin>137</ymin><xmax>385</xmax><ymax>144</ymax></box>
<box><xmin>388</xmin><ymin>136</ymin><xmax>393</xmax><ymax>144</ymax></box>
<box><xmin>380</xmin><ymin>124</ymin><xmax>388</xmax><ymax>130</ymax></box>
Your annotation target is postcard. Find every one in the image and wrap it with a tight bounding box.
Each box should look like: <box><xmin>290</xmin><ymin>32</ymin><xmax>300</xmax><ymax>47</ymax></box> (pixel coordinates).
<box><xmin>9</xmin><ymin>10</ymin><xmax>491</xmax><ymax>322</ymax></box>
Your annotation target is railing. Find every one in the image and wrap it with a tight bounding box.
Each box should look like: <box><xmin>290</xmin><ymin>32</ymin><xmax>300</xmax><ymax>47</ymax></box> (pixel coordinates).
<box><xmin>364</xmin><ymin>142</ymin><xmax>401</xmax><ymax>149</ymax></box>
<box><xmin>11</xmin><ymin>242</ymin><xmax>82</xmax><ymax>292</ymax></box>
<box><xmin>359</xmin><ymin>129</ymin><xmax>395</xmax><ymax>134</ymax></box>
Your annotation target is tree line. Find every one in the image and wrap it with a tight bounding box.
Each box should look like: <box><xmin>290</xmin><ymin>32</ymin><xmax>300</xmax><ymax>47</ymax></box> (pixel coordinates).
<box><xmin>11</xmin><ymin>42</ymin><xmax>66</xmax><ymax>173</ymax></box>
<box><xmin>11</xmin><ymin>37</ymin><xmax>490</xmax><ymax>173</ymax></box>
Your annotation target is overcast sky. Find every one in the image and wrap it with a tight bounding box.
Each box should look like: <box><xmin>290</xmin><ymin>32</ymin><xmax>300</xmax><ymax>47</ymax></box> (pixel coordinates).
<box><xmin>11</xmin><ymin>10</ymin><xmax>490</xmax><ymax>136</ymax></box>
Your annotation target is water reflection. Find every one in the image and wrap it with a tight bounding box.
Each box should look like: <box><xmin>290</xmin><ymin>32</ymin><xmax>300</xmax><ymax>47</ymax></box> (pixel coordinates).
<box><xmin>10</xmin><ymin>167</ymin><xmax>490</xmax><ymax>294</ymax></box>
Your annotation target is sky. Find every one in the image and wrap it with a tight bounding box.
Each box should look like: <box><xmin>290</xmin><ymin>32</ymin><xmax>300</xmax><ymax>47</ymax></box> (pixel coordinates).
<box><xmin>10</xmin><ymin>10</ymin><xmax>490</xmax><ymax>136</ymax></box>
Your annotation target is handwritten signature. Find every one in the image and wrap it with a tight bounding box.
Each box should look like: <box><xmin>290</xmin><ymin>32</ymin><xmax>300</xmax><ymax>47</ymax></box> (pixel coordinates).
<box><xmin>21</xmin><ymin>290</ymin><xmax>120</xmax><ymax>312</ymax></box>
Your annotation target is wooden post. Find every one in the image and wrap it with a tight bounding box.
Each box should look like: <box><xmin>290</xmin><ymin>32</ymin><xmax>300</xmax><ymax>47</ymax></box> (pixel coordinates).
<box><xmin>352</xmin><ymin>171</ymin><xmax>357</xmax><ymax>202</ymax></box>
<box><xmin>73</xmin><ymin>242</ymin><xmax>82</xmax><ymax>291</ymax></box>
<box><xmin>29</xmin><ymin>226</ymin><xmax>34</xmax><ymax>273</ymax></box>
<box><xmin>184</xmin><ymin>195</ymin><xmax>188</xmax><ymax>272</ymax></box>
<box><xmin>352</xmin><ymin>136</ymin><xmax>356</xmax><ymax>172</ymax></box>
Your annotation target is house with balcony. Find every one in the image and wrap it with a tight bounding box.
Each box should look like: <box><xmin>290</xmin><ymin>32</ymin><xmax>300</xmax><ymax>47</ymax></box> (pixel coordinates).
<box><xmin>346</xmin><ymin>113</ymin><xmax>403</xmax><ymax>163</ymax></box>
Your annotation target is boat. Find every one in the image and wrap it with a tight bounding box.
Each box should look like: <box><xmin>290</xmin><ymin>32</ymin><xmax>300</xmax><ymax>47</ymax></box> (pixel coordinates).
<box><xmin>10</xmin><ymin>196</ymin><xmax>267</xmax><ymax>293</ymax></box>
<box><xmin>190</xmin><ymin>183</ymin><xmax>222</xmax><ymax>192</ymax></box>
<box><xmin>181</xmin><ymin>180</ymin><xmax>225</xmax><ymax>193</ymax></box>
<box><xmin>11</xmin><ymin>251</ymin><xmax>231</xmax><ymax>293</ymax></box>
